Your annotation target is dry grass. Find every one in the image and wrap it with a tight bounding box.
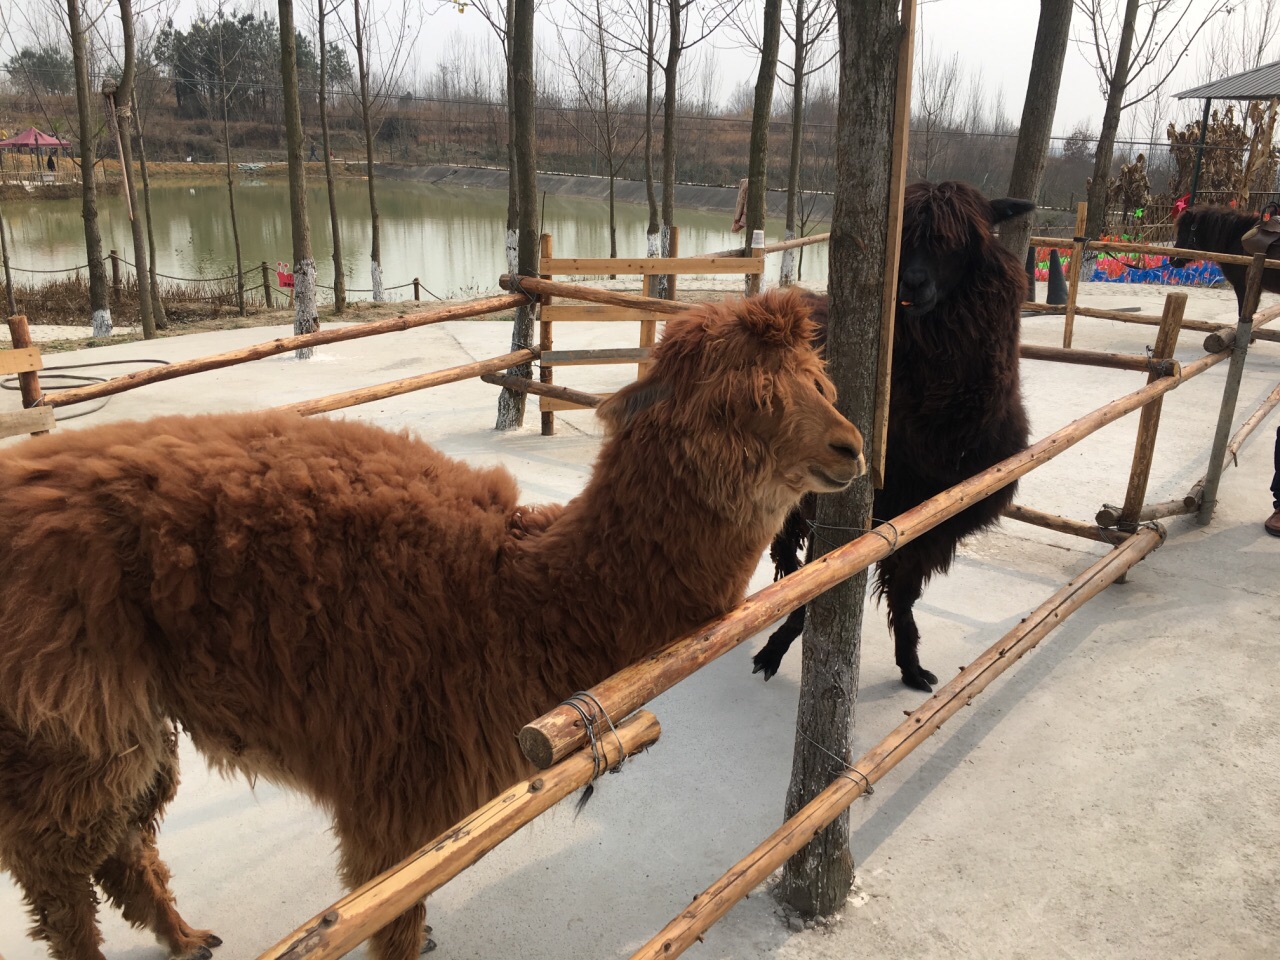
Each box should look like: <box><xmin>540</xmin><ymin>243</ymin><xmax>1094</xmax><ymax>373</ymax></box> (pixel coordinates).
<box><xmin>6</xmin><ymin>273</ymin><xmax>252</xmax><ymax>327</ymax></box>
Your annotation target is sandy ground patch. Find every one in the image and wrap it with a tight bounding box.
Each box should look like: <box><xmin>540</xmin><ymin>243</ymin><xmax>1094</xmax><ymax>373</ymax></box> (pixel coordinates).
<box><xmin>1</xmin><ymin>281</ymin><xmax>1277</xmax><ymax>960</ymax></box>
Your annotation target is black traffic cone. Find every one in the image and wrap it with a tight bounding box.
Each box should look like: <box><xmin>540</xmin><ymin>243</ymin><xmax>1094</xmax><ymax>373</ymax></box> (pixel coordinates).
<box><xmin>1047</xmin><ymin>248</ymin><xmax>1069</xmax><ymax>305</ymax></box>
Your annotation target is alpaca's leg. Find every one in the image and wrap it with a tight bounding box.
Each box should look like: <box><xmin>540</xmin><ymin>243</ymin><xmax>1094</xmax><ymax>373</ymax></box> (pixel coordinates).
<box><xmin>94</xmin><ymin>829</ymin><xmax>220</xmax><ymax>959</ymax></box>
<box><xmin>752</xmin><ymin>606</ymin><xmax>806</xmax><ymax>680</ymax></box>
<box><xmin>94</xmin><ymin>733</ymin><xmax>219</xmax><ymax>959</ymax></box>
<box><xmin>6</xmin><ymin>859</ymin><xmax>109</xmax><ymax>960</ymax></box>
<box><xmin>754</xmin><ymin>528</ymin><xmax>813</xmax><ymax>680</ymax></box>
<box><xmin>334</xmin><ymin>822</ymin><xmax>434</xmax><ymax>959</ymax></box>
<box><xmin>879</xmin><ymin>550</ymin><xmax>937</xmax><ymax>692</ymax></box>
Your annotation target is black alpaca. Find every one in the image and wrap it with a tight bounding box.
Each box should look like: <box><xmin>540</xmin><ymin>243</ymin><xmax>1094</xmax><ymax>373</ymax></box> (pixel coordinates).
<box><xmin>753</xmin><ymin>181</ymin><xmax>1033</xmax><ymax>692</ymax></box>
<box><xmin>1170</xmin><ymin>204</ymin><xmax>1280</xmax><ymax>312</ymax></box>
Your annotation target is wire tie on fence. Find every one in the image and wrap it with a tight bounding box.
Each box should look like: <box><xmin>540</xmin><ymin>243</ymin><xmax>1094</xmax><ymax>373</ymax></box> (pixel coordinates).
<box><xmin>798</xmin><ymin>730</ymin><xmax>874</xmax><ymax>798</ymax></box>
<box><xmin>836</xmin><ymin>768</ymin><xmax>875</xmax><ymax>797</ymax></box>
<box><xmin>870</xmin><ymin>520</ymin><xmax>900</xmax><ymax>553</ymax></box>
<box><xmin>558</xmin><ymin>691</ymin><xmax>626</xmax><ymax>819</ymax></box>
<box><xmin>507</xmin><ymin>274</ymin><xmax>537</xmax><ymax>305</ymax></box>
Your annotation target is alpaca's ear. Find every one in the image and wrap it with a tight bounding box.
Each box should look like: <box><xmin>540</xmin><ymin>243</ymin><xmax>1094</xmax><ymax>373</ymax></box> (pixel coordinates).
<box><xmin>597</xmin><ymin>376</ymin><xmax>673</xmax><ymax>431</ymax></box>
<box><xmin>990</xmin><ymin>198</ymin><xmax>1036</xmax><ymax>224</ymax></box>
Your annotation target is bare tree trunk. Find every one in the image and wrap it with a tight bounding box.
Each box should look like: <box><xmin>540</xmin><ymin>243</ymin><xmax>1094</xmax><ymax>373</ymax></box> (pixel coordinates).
<box><xmin>318</xmin><ymin>0</ymin><xmax>345</xmax><ymax>313</ymax></box>
<box><xmin>67</xmin><ymin>0</ymin><xmax>111</xmax><ymax>337</ymax></box>
<box><xmin>781</xmin><ymin>0</ymin><xmax>808</xmax><ymax>287</ymax></box>
<box><xmin>135</xmin><ymin>111</ymin><xmax>167</xmax><ymax>327</ymax></box>
<box><xmin>745</xmin><ymin>0</ymin><xmax>784</xmax><ymax>285</ymax></box>
<box><xmin>0</xmin><ymin>200</ymin><xmax>15</xmax><ymax>317</ymax></box>
<box><xmin>110</xmin><ymin>0</ymin><xmax>155</xmax><ymax>340</ymax></box>
<box><xmin>496</xmin><ymin>0</ymin><xmax>538</xmax><ymax>430</ymax></box>
<box><xmin>654</xmin><ymin>0</ymin><xmax>682</xmax><ymax>298</ymax></box>
<box><xmin>505</xmin><ymin>0</ymin><xmax>519</xmax><ymax>277</ymax></box>
<box><xmin>1085</xmin><ymin>0</ymin><xmax>1140</xmax><ymax>241</ymax></box>
<box><xmin>279</xmin><ymin>0</ymin><xmax>318</xmax><ymax>358</ymax></box>
<box><xmin>353</xmin><ymin>0</ymin><xmax>384</xmax><ymax>301</ymax></box>
<box><xmin>644</xmin><ymin>0</ymin><xmax>659</xmax><ymax>259</ymax></box>
<box><xmin>1001</xmin><ymin>0</ymin><xmax>1072</xmax><ymax>262</ymax></box>
<box><xmin>777</xmin><ymin>0</ymin><xmax>900</xmax><ymax>918</ymax></box>
<box><xmin>216</xmin><ymin>22</ymin><xmax>246</xmax><ymax>317</ymax></box>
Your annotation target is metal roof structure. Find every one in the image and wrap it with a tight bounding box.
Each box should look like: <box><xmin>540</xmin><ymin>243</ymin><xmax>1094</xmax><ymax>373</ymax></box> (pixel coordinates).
<box><xmin>1175</xmin><ymin>60</ymin><xmax>1280</xmax><ymax>100</ymax></box>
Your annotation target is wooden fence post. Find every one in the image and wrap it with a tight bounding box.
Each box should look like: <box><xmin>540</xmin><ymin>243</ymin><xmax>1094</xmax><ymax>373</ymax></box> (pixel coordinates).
<box><xmin>745</xmin><ymin>229</ymin><xmax>765</xmax><ymax>296</ymax></box>
<box><xmin>109</xmin><ymin>249</ymin><xmax>122</xmax><ymax>304</ymax></box>
<box><xmin>1061</xmin><ymin>201</ymin><xmax>1087</xmax><ymax>348</ymax></box>
<box><xmin>4</xmin><ymin>314</ymin><xmax>49</xmax><ymax>436</ymax></box>
<box><xmin>539</xmin><ymin>233</ymin><xmax>554</xmax><ymax>437</ymax></box>
<box><xmin>262</xmin><ymin>261</ymin><xmax>273</xmax><ymax>309</ymax></box>
<box><xmin>1116</xmin><ymin>292</ymin><xmax>1186</xmax><ymax>533</ymax></box>
<box><xmin>413</xmin><ymin>278</ymin><xmax>421</xmax><ymax>301</ymax></box>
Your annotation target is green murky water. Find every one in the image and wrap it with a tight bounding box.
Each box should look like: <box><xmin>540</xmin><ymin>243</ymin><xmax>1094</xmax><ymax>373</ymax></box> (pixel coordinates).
<box><xmin>2</xmin><ymin>178</ymin><xmax>828</xmax><ymax>300</ymax></box>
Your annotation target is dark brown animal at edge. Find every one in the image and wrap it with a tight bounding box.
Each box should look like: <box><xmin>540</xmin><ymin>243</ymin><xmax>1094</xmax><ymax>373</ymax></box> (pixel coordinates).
<box><xmin>1169</xmin><ymin>204</ymin><xmax>1280</xmax><ymax>313</ymax></box>
<box><xmin>0</xmin><ymin>290</ymin><xmax>865</xmax><ymax>960</ymax></box>
<box><xmin>752</xmin><ymin>181</ymin><xmax>1033</xmax><ymax>692</ymax></box>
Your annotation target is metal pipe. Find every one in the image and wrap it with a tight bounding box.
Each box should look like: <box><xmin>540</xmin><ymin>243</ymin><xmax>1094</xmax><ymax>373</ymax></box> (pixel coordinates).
<box><xmin>1198</xmin><ymin>254</ymin><xmax>1266</xmax><ymax>524</ymax></box>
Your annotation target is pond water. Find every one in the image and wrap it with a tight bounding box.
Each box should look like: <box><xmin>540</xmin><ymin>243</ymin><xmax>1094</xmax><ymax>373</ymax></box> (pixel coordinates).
<box><xmin>2</xmin><ymin>177</ymin><xmax>829</xmax><ymax>301</ymax></box>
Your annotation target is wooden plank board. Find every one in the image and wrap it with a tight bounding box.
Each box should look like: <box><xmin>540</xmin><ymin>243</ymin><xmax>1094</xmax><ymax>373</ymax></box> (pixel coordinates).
<box><xmin>0</xmin><ymin>347</ymin><xmax>43</xmax><ymax>375</ymax></box>
<box><xmin>0</xmin><ymin>406</ymin><xmax>56</xmax><ymax>439</ymax></box>
<box><xmin>540</xmin><ymin>304</ymin><xmax>659</xmax><ymax>322</ymax></box>
<box><xmin>541</xmin><ymin>348</ymin><xmax>650</xmax><ymax>367</ymax></box>
<box><xmin>541</xmin><ymin>257</ymin><xmax>765</xmax><ymax>276</ymax></box>
<box><xmin>540</xmin><ymin>393</ymin><xmax>614</xmax><ymax>412</ymax></box>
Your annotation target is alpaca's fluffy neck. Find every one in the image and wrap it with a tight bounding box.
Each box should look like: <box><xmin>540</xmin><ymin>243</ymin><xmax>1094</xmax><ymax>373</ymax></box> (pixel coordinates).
<box><xmin>502</xmin><ymin>435</ymin><xmax>783</xmax><ymax>696</ymax></box>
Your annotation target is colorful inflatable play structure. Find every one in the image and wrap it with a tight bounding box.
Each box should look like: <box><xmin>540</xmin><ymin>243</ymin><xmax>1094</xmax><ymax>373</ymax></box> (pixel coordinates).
<box><xmin>1035</xmin><ymin>238</ymin><xmax>1227</xmax><ymax>288</ymax></box>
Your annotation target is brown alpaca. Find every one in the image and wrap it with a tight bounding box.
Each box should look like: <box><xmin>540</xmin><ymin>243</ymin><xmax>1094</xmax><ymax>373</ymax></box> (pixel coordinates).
<box><xmin>0</xmin><ymin>289</ymin><xmax>865</xmax><ymax>960</ymax></box>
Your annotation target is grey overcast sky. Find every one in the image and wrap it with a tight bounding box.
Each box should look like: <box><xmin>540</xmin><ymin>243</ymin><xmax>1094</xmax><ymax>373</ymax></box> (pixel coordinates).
<box><xmin>4</xmin><ymin>0</ymin><xmax>1271</xmax><ymax>139</ymax></box>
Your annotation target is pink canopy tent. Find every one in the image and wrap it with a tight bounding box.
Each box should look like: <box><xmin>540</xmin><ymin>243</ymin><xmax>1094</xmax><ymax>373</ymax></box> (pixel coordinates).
<box><xmin>0</xmin><ymin>127</ymin><xmax>71</xmax><ymax>149</ymax></box>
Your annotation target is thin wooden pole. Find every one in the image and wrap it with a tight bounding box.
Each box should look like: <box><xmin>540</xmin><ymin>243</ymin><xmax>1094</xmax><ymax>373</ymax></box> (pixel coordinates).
<box><xmin>499</xmin><ymin>275</ymin><xmax>691</xmax><ymax>316</ymax></box>
<box><xmin>480</xmin><ymin>374</ymin><xmax>603</xmax><ymax>408</ymax></box>
<box><xmin>1096</xmin><ymin>497</ymin><xmax>1197</xmax><ymax>528</ymax></box>
<box><xmin>262</xmin><ymin>261</ymin><xmax>274</xmax><ymax>309</ymax></box>
<box><xmin>1184</xmin><ymin>377</ymin><xmax>1280</xmax><ymax>516</ymax></box>
<box><xmin>256</xmin><ymin>711</ymin><xmax>661</xmax><ymax>960</ymax></box>
<box><xmin>692</xmin><ymin>231</ymin><xmax>831</xmax><ymax>259</ymax></box>
<box><xmin>1117</xmin><ymin>292</ymin><xmax>1186</xmax><ymax>529</ymax></box>
<box><xmin>1061</xmin><ymin>202</ymin><xmax>1087</xmax><ymax>348</ymax></box>
<box><xmin>871</xmin><ymin>0</ymin><xmax>916</xmax><ymax>489</ymax></box>
<box><xmin>1028</xmin><ymin>235</ymin><xmax>1280</xmax><ymax>271</ymax></box>
<box><xmin>281</xmin><ymin>349</ymin><xmax>537</xmax><ymax>417</ymax></box>
<box><xmin>110</xmin><ymin>249</ymin><xmax>122</xmax><ymax>305</ymax></box>
<box><xmin>1198</xmin><ymin>253</ymin><xmax>1267</xmax><ymax>525</ymax></box>
<box><xmin>4</xmin><ymin>314</ymin><xmax>45</xmax><ymax>413</ymax></box>
<box><xmin>518</xmin><ymin>365</ymin><xmax>1189</xmax><ymax>769</ymax></box>
<box><xmin>539</xmin><ymin>233</ymin><xmax>554</xmax><ymax>436</ymax></box>
<box><xmin>45</xmin><ymin>294</ymin><xmax>526</xmax><ymax>409</ymax></box>
<box><xmin>1001</xmin><ymin>503</ymin><xmax>1127</xmax><ymax>543</ymax></box>
<box><xmin>638</xmin><ymin>274</ymin><xmax>658</xmax><ymax>378</ymax></box>
<box><xmin>627</xmin><ymin>527</ymin><xmax>1164</xmax><ymax>960</ymax></box>
<box><xmin>1019</xmin><ymin>342</ymin><xmax>1178</xmax><ymax>375</ymax></box>
<box><xmin>1203</xmin><ymin>302</ymin><xmax>1280</xmax><ymax>351</ymax></box>
<box><xmin>744</xmin><ymin>230</ymin><xmax>765</xmax><ymax>296</ymax></box>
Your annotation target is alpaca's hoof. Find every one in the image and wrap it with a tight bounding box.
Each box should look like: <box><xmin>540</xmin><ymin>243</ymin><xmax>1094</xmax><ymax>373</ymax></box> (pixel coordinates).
<box><xmin>189</xmin><ymin>948</ymin><xmax>212</xmax><ymax>960</ymax></box>
<box><xmin>901</xmin><ymin>667</ymin><xmax>937</xmax><ymax>692</ymax></box>
<box><xmin>420</xmin><ymin>937</ymin><xmax>437</xmax><ymax>954</ymax></box>
<box><xmin>751</xmin><ymin>648</ymin><xmax>781</xmax><ymax>681</ymax></box>
<box><xmin>204</xmin><ymin>935</ymin><xmax>223</xmax><ymax>949</ymax></box>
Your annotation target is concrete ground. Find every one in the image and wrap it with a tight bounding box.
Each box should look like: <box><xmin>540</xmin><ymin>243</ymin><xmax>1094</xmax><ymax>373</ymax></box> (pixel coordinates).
<box><xmin>1</xmin><ymin>281</ymin><xmax>1278</xmax><ymax>960</ymax></box>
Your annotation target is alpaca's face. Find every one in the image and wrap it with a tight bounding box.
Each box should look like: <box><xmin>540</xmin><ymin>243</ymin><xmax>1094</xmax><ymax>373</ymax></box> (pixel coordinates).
<box><xmin>598</xmin><ymin>291</ymin><xmax>865</xmax><ymax>518</ymax></box>
<box><xmin>898</xmin><ymin>181</ymin><xmax>1034</xmax><ymax>316</ymax></box>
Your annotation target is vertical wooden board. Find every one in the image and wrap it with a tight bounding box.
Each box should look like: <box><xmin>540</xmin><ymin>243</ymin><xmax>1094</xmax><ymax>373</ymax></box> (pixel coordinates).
<box><xmin>1062</xmin><ymin>202</ymin><xmax>1088</xmax><ymax>348</ymax></box>
<box><xmin>870</xmin><ymin>0</ymin><xmax>917</xmax><ymax>490</ymax></box>
<box><xmin>539</xmin><ymin>233</ymin><xmax>554</xmax><ymax>436</ymax></box>
<box><xmin>639</xmin><ymin>275</ymin><xmax>658</xmax><ymax>378</ymax></box>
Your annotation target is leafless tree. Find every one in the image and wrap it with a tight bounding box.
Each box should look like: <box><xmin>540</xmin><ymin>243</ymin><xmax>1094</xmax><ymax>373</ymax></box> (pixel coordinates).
<box><xmin>67</xmin><ymin>0</ymin><xmax>112</xmax><ymax>336</ymax></box>
<box><xmin>1002</xmin><ymin>0</ymin><xmax>1073</xmax><ymax>262</ymax></box>
<box><xmin>741</xmin><ymin>0</ymin><xmax>782</xmax><ymax>293</ymax></box>
<box><xmin>1075</xmin><ymin>0</ymin><xmax>1232</xmax><ymax>238</ymax></box>
<box><xmin>494</xmin><ymin>0</ymin><xmax>538</xmax><ymax>430</ymax></box>
<box><xmin>556</xmin><ymin>0</ymin><xmax>645</xmax><ymax>261</ymax></box>
<box><xmin>779</xmin><ymin>0</ymin><xmax>903</xmax><ymax>918</ymax></box>
<box><xmin>316</xmin><ymin>0</ymin><xmax>344</xmax><ymax>312</ymax></box>
<box><xmin>279</xmin><ymin>0</ymin><xmax>318</xmax><ymax>357</ymax></box>
<box><xmin>347</xmin><ymin>0</ymin><xmax>417</xmax><ymax>300</ymax></box>
<box><xmin>911</xmin><ymin>43</ymin><xmax>959</xmax><ymax>181</ymax></box>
